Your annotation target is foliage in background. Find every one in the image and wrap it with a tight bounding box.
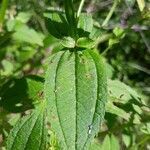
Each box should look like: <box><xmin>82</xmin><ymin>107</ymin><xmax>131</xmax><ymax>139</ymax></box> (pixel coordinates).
<box><xmin>0</xmin><ymin>0</ymin><xmax>150</xmax><ymax>149</ymax></box>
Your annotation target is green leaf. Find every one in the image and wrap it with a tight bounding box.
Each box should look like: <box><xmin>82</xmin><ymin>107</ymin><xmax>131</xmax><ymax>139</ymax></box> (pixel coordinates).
<box><xmin>16</xmin><ymin>12</ymin><xmax>32</xmax><ymax>23</ymax></box>
<box><xmin>108</xmin><ymin>38</ymin><xmax>119</xmax><ymax>47</ymax></box>
<box><xmin>113</xmin><ymin>27</ymin><xmax>125</xmax><ymax>38</ymax></box>
<box><xmin>108</xmin><ymin>79</ymin><xmax>141</xmax><ymax>104</ymax></box>
<box><xmin>136</xmin><ymin>0</ymin><xmax>145</xmax><ymax>11</ymax></box>
<box><xmin>101</xmin><ymin>134</ymin><xmax>120</xmax><ymax>150</ymax></box>
<box><xmin>64</xmin><ymin>0</ymin><xmax>76</xmax><ymax>37</ymax></box>
<box><xmin>1</xmin><ymin>60</ymin><xmax>13</xmax><ymax>76</ymax></box>
<box><xmin>105</xmin><ymin>62</ymin><xmax>114</xmax><ymax>79</ymax></box>
<box><xmin>89</xmin><ymin>27</ymin><xmax>105</xmax><ymax>40</ymax></box>
<box><xmin>6</xmin><ymin>104</ymin><xmax>47</xmax><ymax>150</ymax></box>
<box><xmin>140</xmin><ymin>123</ymin><xmax>150</xmax><ymax>134</ymax></box>
<box><xmin>122</xmin><ymin>134</ymin><xmax>131</xmax><ymax>147</ymax></box>
<box><xmin>101</xmin><ymin>135</ymin><xmax>110</xmax><ymax>150</ymax></box>
<box><xmin>0</xmin><ymin>32</ymin><xmax>12</xmax><ymax>47</ymax></box>
<box><xmin>13</xmin><ymin>25</ymin><xmax>44</xmax><ymax>46</ymax></box>
<box><xmin>77</xmin><ymin>13</ymin><xmax>93</xmax><ymax>33</ymax></box>
<box><xmin>64</xmin><ymin>0</ymin><xmax>75</xmax><ymax>25</ymax></box>
<box><xmin>60</xmin><ymin>36</ymin><xmax>75</xmax><ymax>48</ymax></box>
<box><xmin>0</xmin><ymin>75</ymin><xmax>44</xmax><ymax>112</ymax></box>
<box><xmin>44</xmin><ymin>12</ymin><xmax>69</xmax><ymax>39</ymax></box>
<box><xmin>132</xmin><ymin>104</ymin><xmax>143</xmax><ymax>115</ymax></box>
<box><xmin>133</xmin><ymin>114</ymin><xmax>141</xmax><ymax>124</ymax></box>
<box><xmin>89</xmin><ymin>139</ymin><xmax>101</xmax><ymax>150</ymax></box>
<box><xmin>110</xmin><ymin>135</ymin><xmax>120</xmax><ymax>150</ymax></box>
<box><xmin>106</xmin><ymin>101</ymin><xmax>130</xmax><ymax>121</ymax></box>
<box><xmin>44</xmin><ymin>49</ymin><xmax>107</xmax><ymax>149</ymax></box>
<box><xmin>17</xmin><ymin>47</ymin><xmax>36</xmax><ymax>62</ymax></box>
<box><xmin>76</xmin><ymin>37</ymin><xmax>95</xmax><ymax>48</ymax></box>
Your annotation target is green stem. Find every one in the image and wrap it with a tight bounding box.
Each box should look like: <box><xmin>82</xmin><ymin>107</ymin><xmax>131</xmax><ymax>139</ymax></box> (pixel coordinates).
<box><xmin>136</xmin><ymin>135</ymin><xmax>150</xmax><ymax>146</ymax></box>
<box><xmin>77</xmin><ymin>0</ymin><xmax>85</xmax><ymax>18</ymax></box>
<box><xmin>101</xmin><ymin>47</ymin><xmax>110</xmax><ymax>56</ymax></box>
<box><xmin>96</xmin><ymin>33</ymin><xmax>113</xmax><ymax>45</ymax></box>
<box><xmin>102</xmin><ymin>0</ymin><xmax>118</xmax><ymax>27</ymax></box>
<box><xmin>0</xmin><ymin>0</ymin><xmax>8</xmax><ymax>29</ymax></box>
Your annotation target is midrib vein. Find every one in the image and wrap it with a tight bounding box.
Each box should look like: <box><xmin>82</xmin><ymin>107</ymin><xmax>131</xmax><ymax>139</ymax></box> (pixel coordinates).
<box><xmin>75</xmin><ymin>51</ymin><xmax>78</xmax><ymax>150</ymax></box>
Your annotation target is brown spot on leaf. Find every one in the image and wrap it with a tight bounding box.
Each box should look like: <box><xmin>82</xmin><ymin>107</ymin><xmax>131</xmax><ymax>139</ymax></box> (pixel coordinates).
<box><xmin>37</xmin><ymin>91</ymin><xmax>44</xmax><ymax>98</ymax></box>
<box><xmin>119</xmin><ymin>94</ymin><xmax>124</xmax><ymax>99</ymax></box>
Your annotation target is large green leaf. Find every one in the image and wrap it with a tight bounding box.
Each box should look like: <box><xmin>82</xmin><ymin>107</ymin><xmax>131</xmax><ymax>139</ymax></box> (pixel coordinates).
<box><xmin>44</xmin><ymin>49</ymin><xmax>107</xmax><ymax>149</ymax></box>
<box><xmin>6</xmin><ymin>104</ymin><xmax>47</xmax><ymax>150</ymax></box>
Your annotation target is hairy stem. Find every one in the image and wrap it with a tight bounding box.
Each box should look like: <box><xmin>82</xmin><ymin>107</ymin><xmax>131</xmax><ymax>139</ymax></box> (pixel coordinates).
<box><xmin>77</xmin><ymin>0</ymin><xmax>86</xmax><ymax>18</ymax></box>
<box><xmin>102</xmin><ymin>0</ymin><xmax>118</xmax><ymax>27</ymax></box>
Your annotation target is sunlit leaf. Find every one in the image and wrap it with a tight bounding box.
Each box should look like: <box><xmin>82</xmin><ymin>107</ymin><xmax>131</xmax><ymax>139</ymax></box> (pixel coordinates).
<box><xmin>136</xmin><ymin>0</ymin><xmax>145</xmax><ymax>11</ymax></box>
<box><xmin>44</xmin><ymin>50</ymin><xmax>107</xmax><ymax>149</ymax></box>
<box><xmin>60</xmin><ymin>36</ymin><xmax>75</xmax><ymax>48</ymax></box>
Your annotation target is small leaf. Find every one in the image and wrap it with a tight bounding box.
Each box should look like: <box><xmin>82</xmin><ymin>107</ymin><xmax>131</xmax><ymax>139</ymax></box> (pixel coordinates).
<box><xmin>108</xmin><ymin>38</ymin><xmax>119</xmax><ymax>47</ymax></box>
<box><xmin>1</xmin><ymin>60</ymin><xmax>13</xmax><ymax>76</ymax></box>
<box><xmin>6</xmin><ymin>104</ymin><xmax>47</xmax><ymax>150</ymax></box>
<box><xmin>113</xmin><ymin>27</ymin><xmax>125</xmax><ymax>38</ymax></box>
<box><xmin>122</xmin><ymin>134</ymin><xmax>131</xmax><ymax>147</ymax></box>
<box><xmin>76</xmin><ymin>37</ymin><xmax>95</xmax><ymax>48</ymax></box>
<box><xmin>60</xmin><ymin>36</ymin><xmax>75</xmax><ymax>48</ymax></box>
<box><xmin>110</xmin><ymin>135</ymin><xmax>120</xmax><ymax>150</ymax></box>
<box><xmin>16</xmin><ymin>12</ymin><xmax>32</xmax><ymax>23</ymax></box>
<box><xmin>44</xmin><ymin>12</ymin><xmax>69</xmax><ymax>39</ymax></box>
<box><xmin>17</xmin><ymin>47</ymin><xmax>36</xmax><ymax>62</ymax></box>
<box><xmin>101</xmin><ymin>135</ymin><xmax>110</xmax><ymax>150</ymax></box>
<box><xmin>108</xmin><ymin>79</ymin><xmax>141</xmax><ymax>104</ymax></box>
<box><xmin>106</xmin><ymin>101</ymin><xmax>130</xmax><ymax>121</ymax></box>
<box><xmin>105</xmin><ymin>62</ymin><xmax>114</xmax><ymax>79</ymax></box>
<box><xmin>101</xmin><ymin>134</ymin><xmax>120</xmax><ymax>150</ymax></box>
<box><xmin>89</xmin><ymin>139</ymin><xmax>101</xmax><ymax>150</ymax></box>
<box><xmin>13</xmin><ymin>25</ymin><xmax>44</xmax><ymax>46</ymax></box>
<box><xmin>132</xmin><ymin>104</ymin><xmax>143</xmax><ymax>114</ymax></box>
<box><xmin>140</xmin><ymin>123</ymin><xmax>150</xmax><ymax>134</ymax></box>
<box><xmin>136</xmin><ymin>0</ymin><xmax>145</xmax><ymax>11</ymax></box>
<box><xmin>77</xmin><ymin>13</ymin><xmax>93</xmax><ymax>33</ymax></box>
<box><xmin>133</xmin><ymin>114</ymin><xmax>141</xmax><ymax>124</ymax></box>
<box><xmin>89</xmin><ymin>27</ymin><xmax>105</xmax><ymax>40</ymax></box>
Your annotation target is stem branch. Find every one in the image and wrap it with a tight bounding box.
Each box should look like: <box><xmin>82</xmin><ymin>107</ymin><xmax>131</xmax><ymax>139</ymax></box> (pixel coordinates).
<box><xmin>77</xmin><ymin>0</ymin><xmax>86</xmax><ymax>18</ymax></box>
<box><xmin>102</xmin><ymin>0</ymin><xmax>118</xmax><ymax>27</ymax></box>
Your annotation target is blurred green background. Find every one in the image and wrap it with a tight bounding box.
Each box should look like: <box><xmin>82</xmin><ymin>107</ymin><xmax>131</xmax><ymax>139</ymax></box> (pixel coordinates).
<box><xmin>0</xmin><ymin>0</ymin><xmax>150</xmax><ymax>149</ymax></box>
